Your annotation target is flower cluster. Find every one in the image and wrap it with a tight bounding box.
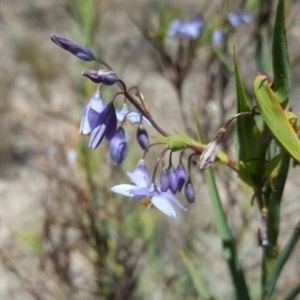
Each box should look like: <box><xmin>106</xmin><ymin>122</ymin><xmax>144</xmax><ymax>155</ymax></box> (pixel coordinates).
<box><xmin>50</xmin><ymin>35</ymin><xmax>198</xmax><ymax>218</ymax></box>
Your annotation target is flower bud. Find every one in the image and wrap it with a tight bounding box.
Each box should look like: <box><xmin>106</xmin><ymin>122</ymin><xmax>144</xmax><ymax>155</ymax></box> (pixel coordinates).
<box><xmin>50</xmin><ymin>34</ymin><xmax>95</xmax><ymax>61</ymax></box>
<box><xmin>169</xmin><ymin>166</ymin><xmax>178</xmax><ymax>194</ymax></box>
<box><xmin>82</xmin><ymin>70</ymin><xmax>118</xmax><ymax>85</ymax></box>
<box><xmin>184</xmin><ymin>181</ymin><xmax>195</xmax><ymax>203</ymax></box>
<box><xmin>160</xmin><ymin>167</ymin><xmax>171</xmax><ymax>192</ymax></box>
<box><xmin>175</xmin><ymin>164</ymin><xmax>187</xmax><ymax>192</ymax></box>
<box><xmin>109</xmin><ymin>127</ymin><xmax>127</xmax><ymax>165</ymax></box>
<box><xmin>136</xmin><ymin>125</ymin><xmax>149</xmax><ymax>150</ymax></box>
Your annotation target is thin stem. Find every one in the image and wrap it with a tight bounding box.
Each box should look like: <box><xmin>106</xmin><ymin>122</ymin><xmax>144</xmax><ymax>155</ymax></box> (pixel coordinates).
<box><xmin>142</xmin><ymin>142</ymin><xmax>165</xmax><ymax>159</ymax></box>
<box><xmin>151</xmin><ymin>147</ymin><xmax>170</xmax><ymax>183</ymax></box>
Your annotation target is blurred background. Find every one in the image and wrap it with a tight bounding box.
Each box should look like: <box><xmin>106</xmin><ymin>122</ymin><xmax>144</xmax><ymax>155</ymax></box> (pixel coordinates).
<box><xmin>0</xmin><ymin>0</ymin><xmax>300</xmax><ymax>299</ymax></box>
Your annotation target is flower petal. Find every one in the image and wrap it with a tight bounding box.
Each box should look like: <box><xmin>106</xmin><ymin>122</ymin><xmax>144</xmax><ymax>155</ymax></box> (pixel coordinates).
<box><xmin>160</xmin><ymin>191</ymin><xmax>187</xmax><ymax>211</ymax></box>
<box><xmin>111</xmin><ymin>184</ymin><xmax>138</xmax><ymax>197</ymax></box>
<box><xmin>151</xmin><ymin>195</ymin><xmax>177</xmax><ymax>218</ymax></box>
<box><xmin>127</xmin><ymin>172</ymin><xmax>149</xmax><ymax>188</ymax></box>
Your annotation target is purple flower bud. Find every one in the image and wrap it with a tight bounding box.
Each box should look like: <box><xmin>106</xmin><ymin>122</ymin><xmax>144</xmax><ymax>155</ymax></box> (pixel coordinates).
<box><xmin>160</xmin><ymin>167</ymin><xmax>171</xmax><ymax>192</ymax></box>
<box><xmin>89</xmin><ymin>102</ymin><xmax>117</xmax><ymax>149</ymax></box>
<box><xmin>109</xmin><ymin>127</ymin><xmax>127</xmax><ymax>165</ymax></box>
<box><xmin>79</xmin><ymin>90</ymin><xmax>104</xmax><ymax>134</ymax></box>
<box><xmin>50</xmin><ymin>34</ymin><xmax>95</xmax><ymax>61</ymax></box>
<box><xmin>136</xmin><ymin>125</ymin><xmax>149</xmax><ymax>150</ymax></box>
<box><xmin>82</xmin><ymin>70</ymin><xmax>118</xmax><ymax>85</ymax></box>
<box><xmin>169</xmin><ymin>166</ymin><xmax>178</xmax><ymax>194</ymax></box>
<box><xmin>228</xmin><ymin>12</ymin><xmax>252</xmax><ymax>28</ymax></box>
<box><xmin>212</xmin><ymin>28</ymin><xmax>223</xmax><ymax>46</ymax></box>
<box><xmin>175</xmin><ymin>164</ymin><xmax>187</xmax><ymax>192</ymax></box>
<box><xmin>184</xmin><ymin>181</ymin><xmax>195</xmax><ymax>203</ymax></box>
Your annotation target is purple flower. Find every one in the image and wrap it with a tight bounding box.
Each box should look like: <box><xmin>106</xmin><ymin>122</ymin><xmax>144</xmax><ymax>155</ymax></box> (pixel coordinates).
<box><xmin>82</xmin><ymin>70</ymin><xmax>118</xmax><ymax>85</ymax></box>
<box><xmin>89</xmin><ymin>102</ymin><xmax>117</xmax><ymax>149</ymax></box>
<box><xmin>228</xmin><ymin>12</ymin><xmax>252</xmax><ymax>28</ymax></box>
<box><xmin>111</xmin><ymin>168</ymin><xmax>187</xmax><ymax>218</ymax></box>
<box><xmin>167</xmin><ymin>17</ymin><xmax>203</xmax><ymax>40</ymax></box>
<box><xmin>109</xmin><ymin>127</ymin><xmax>127</xmax><ymax>165</ymax></box>
<box><xmin>116</xmin><ymin>104</ymin><xmax>151</xmax><ymax>125</ymax></box>
<box><xmin>79</xmin><ymin>90</ymin><xmax>104</xmax><ymax>134</ymax></box>
<box><xmin>175</xmin><ymin>164</ymin><xmax>187</xmax><ymax>192</ymax></box>
<box><xmin>136</xmin><ymin>125</ymin><xmax>149</xmax><ymax>150</ymax></box>
<box><xmin>160</xmin><ymin>167</ymin><xmax>171</xmax><ymax>192</ymax></box>
<box><xmin>212</xmin><ymin>28</ymin><xmax>223</xmax><ymax>46</ymax></box>
<box><xmin>50</xmin><ymin>34</ymin><xmax>95</xmax><ymax>61</ymax></box>
<box><xmin>184</xmin><ymin>181</ymin><xmax>195</xmax><ymax>203</ymax></box>
<box><xmin>131</xmin><ymin>159</ymin><xmax>151</xmax><ymax>186</ymax></box>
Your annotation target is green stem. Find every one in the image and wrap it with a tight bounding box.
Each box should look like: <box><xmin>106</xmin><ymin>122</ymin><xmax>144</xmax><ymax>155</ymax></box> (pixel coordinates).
<box><xmin>204</xmin><ymin>168</ymin><xmax>250</xmax><ymax>300</ymax></box>
<box><xmin>263</xmin><ymin>219</ymin><xmax>300</xmax><ymax>299</ymax></box>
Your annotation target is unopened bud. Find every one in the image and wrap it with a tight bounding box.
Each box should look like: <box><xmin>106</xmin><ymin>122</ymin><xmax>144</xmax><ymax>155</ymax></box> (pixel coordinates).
<box><xmin>160</xmin><ymin>167</ymin><xmax>171</xmax><ymax>192</ymax></box>
<box><xmin>136</xmin><ymin>125</ymin><xmax>149</xmax><ymax>150</ymax></box>
<box><xmin>50</xmin><ymin>34</ymin><xmax>95</xmax><ymax>61</ymax></box>
<box><xmin>82</xmin><ymin>70</ymin><xmax>118</xmax><ymax>85</ymax></box>
<box><xmin>184</xmin><ymin>181</ymin><xmax>195</xmax><ymax>203</ymax></box>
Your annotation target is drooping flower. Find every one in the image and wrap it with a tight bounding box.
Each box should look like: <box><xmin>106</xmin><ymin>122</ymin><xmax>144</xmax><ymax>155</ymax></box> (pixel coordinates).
<box><xmin>212</xmin><ymin>28</ymin><xmax>223</xmax><ymax>46</ymax></box>
<box><xmin>167</xmin><ymin>17</ymin><xmax>203</xmax><ymax>40</ymax></box>
<box><xmin>109</xmin><ymin>126</ymin><xmax>127</xmax><ymax>165</ymax></box>
<box><xmin>79</xmin><ymin>90</ymin><xmax>104</xmax><ymax>135</ymax></box>
<box><xmin>168</xmin><ymin>166</ymin><xmax>178</xmax><ymax>194</ymax></box>
<box><xmin>50</xmin><ymin>34</ymin><xmax>95</xmax><ymax>61</ymax></box>
<box><xmin>175</xmin><ymin>164</ymin><xmax>187</xmax><ymax>192</ymax></box>
<box><xmin>228</xmin><ymin>12</ymin><xmax>252</xmax><ymax>28</ymax></box>
<box><xmin>184</xmin><ymin>180</ymin><xmax>195</xmax><ymax>203</ymax></box>
<box><xmin>89</xmin><ymin>102</ymin><xmax>117</xmax><ymax>149</ymax></box>
<box><xmin>136</xmin><ymin>125</ymin><xmax>149</xmax><ymax>150</ymax></box>
<box><xmin>131</xmin><ymin>159</ymin><xmax>151</xmax><ymax>186</ymax></box>
<box><xmin>82</xmin><ymin>70</ymin><xmax>118</xmax><ymax>85</ymax></box>
<box><xmin>111</xmin><ymin>169</ymin><xmax>187</xmax><ymax>218</ymax></box>
<box><xmin>160</xmin><ymin>167</ymin><xmax>171</xmax><ymax>192</ymax></box>
<box><xmin>116</xmin><ymin>103</ymin><xmax>151</xmax><ymax>125</ymax></box>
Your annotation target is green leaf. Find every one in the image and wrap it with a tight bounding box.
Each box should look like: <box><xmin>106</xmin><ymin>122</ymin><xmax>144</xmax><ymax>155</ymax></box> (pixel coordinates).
<box><xmin>178</xmin><ymin>249</ymin><xmax>213</xmax><ymax>300</ymax></box>
<box><xmin>253</xmin><ymin>74</ymin><xmax>300</xmax><ymax>163</ymax></box>
<box><xmin>234</xmin><ymin>50</ymin><xmax>265</xmax><ymax>188</ymax></box>
<box><xmin>272</xmin><ymin>0</ymin><xmax>290</xmax><ymax>108</ymax></box>
<box><xmin>264</xmin><ymin>153</ymin><xmax>284</xmax><ymax>192</ymax></box>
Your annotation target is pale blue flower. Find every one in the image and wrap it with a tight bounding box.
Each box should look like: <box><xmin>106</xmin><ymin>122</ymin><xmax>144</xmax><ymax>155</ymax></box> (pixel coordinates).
<box><xmin>212</xmin><ymin>28</ymin><xmax>223</xmax><ymax>46</ymax></box>
<box><xmin>116</xmin><ymin>103</ymin><xmax>151</xmax><ymax>125</ymax></box>
<box><xmin>167</xmin><ymin>17</ymin><xmax>203</xmax><ymax>40</ymax></box>
<box><xmin>228</xmin><ymin>12</ymin><xmax>252</xmax><ymax>28</ymax></box>
<box><xmin>111</xmin><ymin>163</ymin><xmax>187</xmax><ymax>218</ymax></box>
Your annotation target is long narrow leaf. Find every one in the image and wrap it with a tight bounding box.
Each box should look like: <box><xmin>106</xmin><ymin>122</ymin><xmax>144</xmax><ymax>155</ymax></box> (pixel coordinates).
<box><xmin>264</xmin><ymin>219</ymin><xmax>300</xmax><ymax>298</ymax></box>
<box><xmin>178</xmin><ymin>249</ymin><xmax>213</xmax><ymax>300</ymax></box>
<box><xmin>234</xmin><ymin>50</ymin><xmax>265</xmax><ymax>188</ymax></box>
<box><xmin>253</xmin><ymin>74</ymin><xmax>300</xmax><ymax>163</ymax></box>
<box><xmin>272</xmin><ymin>0</ymin><xmax>290</xmax><ymax>107</ymax></box>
